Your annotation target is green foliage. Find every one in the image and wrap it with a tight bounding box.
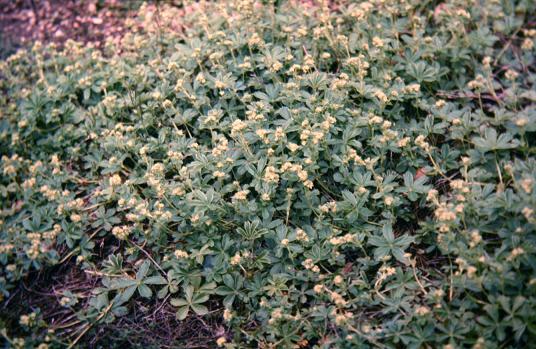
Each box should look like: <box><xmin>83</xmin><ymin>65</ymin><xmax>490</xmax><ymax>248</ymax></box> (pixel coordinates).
<box><xmin>0</xmin><ymin>0</ymin><xmax>535</xmax><ymax>347</ymax></box>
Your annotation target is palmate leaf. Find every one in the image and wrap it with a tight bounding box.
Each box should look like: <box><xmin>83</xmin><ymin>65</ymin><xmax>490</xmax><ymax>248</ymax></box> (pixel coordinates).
<box><xmin>171</xmin><ymin>282</ymin><xmax>215</xmax><ymax>320</ymax></box>
<box><xmin>398</xmin><ymin>171</ymin><xmax>430</xmax><ymax>201</ymax></box>
<box><xmin>368</xmin><ymin>225</ymin><xmax>414</xmax><ymax>264</ymax></box>
<box><xmin>406</xmin><ymin>61</ymin><xmax>444</xmax><ymax>83</ymax></box>
<box><xmin>109</xmin><ymin>261</ymin><xmax>166</xmax><ymax>301</ymax></box>
<box><xmin>216</xmin><ymin>273</ymin><xmax>245</xmax><ymax>308</ymax></box>
<box><xmin>237</xmin><ymin>220</ymin><xmax>267</xmax><ymax>241</ymax></box>
<box><xmin>472</xmin><ymin>128</ymin><xmax>520</xmax><ymax>152</ymax></box>
<box><xmin>340</xmin><ymin>190</ymin><xmax>373</xmax><ymax>223</ymax></box>
<box><xmin>170</xmin><ymin>297</ymin><xmax>191</xmax><ymax>320</ymax></box>
<box><xmin>189</xmin><ymin>243</ymin><xmax>214</xmax><ymax>265</ymax></box>
<box><xmin>91</xmin><ymin>207</ymin><xmax>120</xmax><ymax>231</ymax></box>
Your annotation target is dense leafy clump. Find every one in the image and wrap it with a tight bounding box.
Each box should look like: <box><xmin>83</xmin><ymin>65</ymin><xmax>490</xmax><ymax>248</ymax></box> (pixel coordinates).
<box><xmin>1</xmin><ymin>0</ymin><xmax>536</xmax><ymax>347</ymax></box>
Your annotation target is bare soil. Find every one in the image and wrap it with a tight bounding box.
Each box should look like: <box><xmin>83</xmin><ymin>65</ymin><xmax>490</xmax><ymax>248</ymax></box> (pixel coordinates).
<box><xmin>0</xmin><ymin>0</ymin><xmax>141</xmax><ymax>57</ymax></box>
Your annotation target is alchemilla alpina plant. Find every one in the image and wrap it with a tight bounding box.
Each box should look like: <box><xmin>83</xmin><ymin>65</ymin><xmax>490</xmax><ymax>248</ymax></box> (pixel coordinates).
<box><xmin>1</xmin><ymin>0</ymin><xmax>536</xmax><ymax>347</ymax></box>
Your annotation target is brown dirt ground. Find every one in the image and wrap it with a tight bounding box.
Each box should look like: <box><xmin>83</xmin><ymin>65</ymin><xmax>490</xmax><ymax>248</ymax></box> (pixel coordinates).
<box><xmin>0</xmin><ymin>0</ymin><xmax>144</xmax><ymax>57</ymax></box>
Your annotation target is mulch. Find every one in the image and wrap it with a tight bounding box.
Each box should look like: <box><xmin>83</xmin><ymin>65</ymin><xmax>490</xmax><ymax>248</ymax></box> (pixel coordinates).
<box><xmin>0</xmin><ymin>0</ymin><xmax>141</xmax><ymax>57</ymax></box>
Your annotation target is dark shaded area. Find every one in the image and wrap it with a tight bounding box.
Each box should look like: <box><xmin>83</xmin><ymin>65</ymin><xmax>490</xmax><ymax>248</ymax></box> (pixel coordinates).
<box><xmin>0</xmin><ymin>258</ymin><xmax>225</xmax><ymax>348</ymax></box>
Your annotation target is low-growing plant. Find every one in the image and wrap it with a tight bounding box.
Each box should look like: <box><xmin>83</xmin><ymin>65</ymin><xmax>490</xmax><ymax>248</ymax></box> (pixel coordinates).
<box><xmin>1</xmin><ymin>0</ymin><xmax>535</xmax><ymax>347</ymax></box>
